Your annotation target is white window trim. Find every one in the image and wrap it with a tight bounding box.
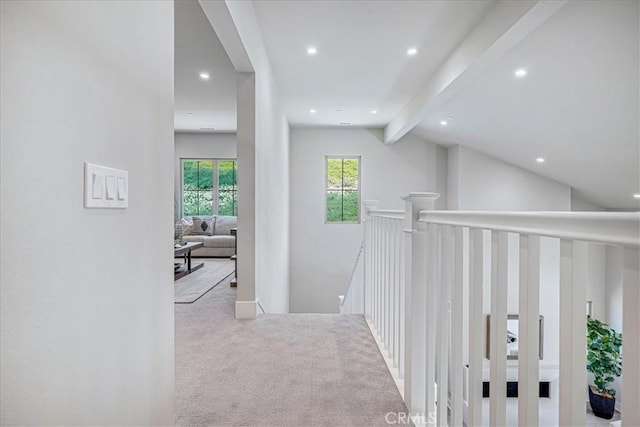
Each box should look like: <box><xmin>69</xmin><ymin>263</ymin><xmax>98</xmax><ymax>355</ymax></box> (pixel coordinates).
<box><xmin>324</xmin><ymin>155</ymin><xmax>361</xmax><ymax>224</ymax></box>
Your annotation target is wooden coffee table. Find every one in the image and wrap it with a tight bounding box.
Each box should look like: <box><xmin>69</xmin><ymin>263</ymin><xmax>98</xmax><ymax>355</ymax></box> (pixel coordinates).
<box><xmin>174</xmin><ymin>241</ymin><xmax>204</xmax><ymax>280</ymax></box>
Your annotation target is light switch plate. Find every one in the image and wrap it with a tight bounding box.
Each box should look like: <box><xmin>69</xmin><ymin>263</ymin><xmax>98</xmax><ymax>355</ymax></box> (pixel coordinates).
<box><xmin>84</xmin><ymin>162</ymin><xmax>128</xmax><ymax>208</ymax></box>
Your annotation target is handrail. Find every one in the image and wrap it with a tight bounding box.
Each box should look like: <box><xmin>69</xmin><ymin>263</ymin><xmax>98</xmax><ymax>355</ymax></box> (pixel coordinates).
<box><xmin>340</xmin><ymin>241</ymin><xmax>365</xmax><ymax>309</ymax></box>
<box><xmin>369</xmin><ymin>209</ymin><xmax>405</xmax><ymax>220</ymax></box>
<box><xmin>419</xmin><ymin>210</ymin><xmax>640</xmax><ymax>248</ymax></box>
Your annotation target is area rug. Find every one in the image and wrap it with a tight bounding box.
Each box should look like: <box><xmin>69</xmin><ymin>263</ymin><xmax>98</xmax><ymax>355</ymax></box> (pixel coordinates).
<box><xmin>174</xmin><ymin>259</ymin><xmax>235</xmax><ymax>304</ymax></box>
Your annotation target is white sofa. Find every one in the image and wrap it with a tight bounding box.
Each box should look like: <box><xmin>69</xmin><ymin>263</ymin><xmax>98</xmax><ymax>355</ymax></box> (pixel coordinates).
<box><xmin>181</xmin><ymin>215</ymin><xmax>236</xmax><ymax>258</ymax></box>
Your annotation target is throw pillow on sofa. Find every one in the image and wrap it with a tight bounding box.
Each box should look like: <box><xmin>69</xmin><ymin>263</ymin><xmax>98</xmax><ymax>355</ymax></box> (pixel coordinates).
<box><xmin>181</xmin><ymin>217</ymin><xmax>194</xmax><ymax>235</ymax></box>
<box><xmin>191</xmin><ymin>216</ymin><xmax>215</xmax><ymax>235</ymax></box>
<box><xmin>214</xmin><ymin>215</ymin><xmax>236</xmax><ymax>235</ymax></box>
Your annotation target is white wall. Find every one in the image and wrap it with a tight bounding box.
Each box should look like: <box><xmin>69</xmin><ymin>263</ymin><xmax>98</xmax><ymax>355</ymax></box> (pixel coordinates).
<box><xmin>173</xmin><ymin>132</ymin><xmax>237</xmax><ymax>215</ymax></box>
<box><xmin>289</xmin><ymin>128</ymin><xmax>446</xmax><ymax>313</ymax></box>
<box><xmin>450</xmin><ymin>145</ymin><xmax>571</xmax><ymax>211</ymax></box>
<box><xmin>571</xmin><ymin>191</ymin><xmax>605</xmax><ymax>211</ymax></box>
<box><xmin>254</xmin><ymin>80</ymin><xmax>290</xmax><ymax>313</ymax></box>
<box><xmin>202</xmin><ymin>0</ymin><xmax>291</xmax><ymax>315</ymax></box>
<box><xmin>1</xmin><ymin>1</ymin><xmax>174</xmax><ymax>424</ymax></box>
<box><xmin>230</xmin><ymin>4</ymin><xmax>290</xmax><ymax>314</ymax></box>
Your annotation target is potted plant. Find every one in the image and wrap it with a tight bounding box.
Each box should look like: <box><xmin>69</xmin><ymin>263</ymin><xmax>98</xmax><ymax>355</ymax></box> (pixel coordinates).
<box><xmin>586</xmin><ymin>316</ymin><xmax>622</xmax><ymax>419</ymax></box>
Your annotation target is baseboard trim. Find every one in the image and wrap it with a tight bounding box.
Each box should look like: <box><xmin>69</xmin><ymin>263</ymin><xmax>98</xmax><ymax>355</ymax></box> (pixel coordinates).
<box><xmin>235</xmin><ymin>300</ymin><xmax>258</xmax><ymax>319</ymax></box>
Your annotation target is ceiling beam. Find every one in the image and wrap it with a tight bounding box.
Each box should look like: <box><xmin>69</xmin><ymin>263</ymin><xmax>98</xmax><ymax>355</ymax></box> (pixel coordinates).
<box><xmin>384</xmin><ymin>0</ymin><xmax>567</xmax><ymax>144</ymax></box>
<box><xmin>198</xmin><ymin>0</ymin><xmax>253</xmax><ymax>73</ymax></box>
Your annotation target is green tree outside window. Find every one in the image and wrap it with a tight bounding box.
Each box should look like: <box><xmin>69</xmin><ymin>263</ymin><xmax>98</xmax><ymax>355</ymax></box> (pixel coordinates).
<box><xmin>182</xmin><ymin>159</ymin><xmax>237</xmax><ymax>216</ymax></box>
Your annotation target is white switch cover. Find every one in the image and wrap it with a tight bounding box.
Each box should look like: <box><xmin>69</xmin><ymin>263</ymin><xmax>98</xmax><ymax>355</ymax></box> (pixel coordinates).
<box><xmin>105</xmin><ymin>175</ymin><xmax>116</xmax><ymax>200</ymax></box>
<box><xmin>116</xmin><ymin>177</ymin><xmax>126</xmax><ymax>200</ymax></box>
<box><xmin>92</xmin><ymin>174</ymin><xmax>104</xmax><ymax>199</ymax></box>
<box><xmin>84</xmin><ymin>162</ymin><xmax>128</xmax><ymax>208</ymax></box>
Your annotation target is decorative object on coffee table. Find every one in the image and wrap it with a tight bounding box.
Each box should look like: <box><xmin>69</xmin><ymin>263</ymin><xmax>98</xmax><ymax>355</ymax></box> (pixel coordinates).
<box><xmin>174</xmin><ymin>221</ymin><xmax>184</xmax><ymax>245</ymax></box>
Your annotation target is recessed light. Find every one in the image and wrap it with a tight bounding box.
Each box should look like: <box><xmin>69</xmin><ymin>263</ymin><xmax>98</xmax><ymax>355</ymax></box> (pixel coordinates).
<box><xmin>536</xmin><ymin>157</ymin><xmax>545</xmax><ymax>163</ymax></box>
<box><xmin>307</xmin><ymin>46</ymin><xmax>317</xmax><ymax>55</ymax></box>
<box><xmin>310</xmin><ymin>109</ymin><xmax>316</xmax><ymax>114</ymax></box>
<box><xmin>440</xmin><ymin>120</ymin><xmax>448</xmax><ymax>126</ymax></box>
<box><xmin>407</xmin><ymin>48</ymin><xmax>418</xmax><ymax>56</ymax></box>
<box><xmin>200</xmin><ymin>127</ymin><xmax>216</xmax><ymax>131</ymax></box>
<box><xmin>633</xmin><ymin>193</ymin><xmax>640</xmax><ymax>199</ymax></box>
<box><xmin>188</xmin><ymin>112</ymin><xmax>194</xmax><ymax>116</ymax></box>
<box><xmin>336</xmin><ymin>109</ymin><xmax>342</xmax><ymax>112</ymax></box>
<box><xmin>339</xmin><ymin>122</ymin><xmax>352</xmax><ymax>126</ymax></box>
<box><xmin>371</xmin><ymin>110</ymin><xmax>377</xmax><ymax>114</ymax></box>
<box><xmin>199</xmin><ymin>72</ymin><xmax>210</xmax><ymax>80</ymax></box>
<box><xmin>514</xmin><ymin>68</ymin><xmax>527</xmax><ymax>78</ymax></box>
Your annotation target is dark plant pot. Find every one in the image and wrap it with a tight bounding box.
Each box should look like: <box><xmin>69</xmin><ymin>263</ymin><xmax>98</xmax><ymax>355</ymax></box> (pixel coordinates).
<box><xmin>588</xmin><ymin>386</ymin><xmax>616</xmax><ymax>419</ymax></box>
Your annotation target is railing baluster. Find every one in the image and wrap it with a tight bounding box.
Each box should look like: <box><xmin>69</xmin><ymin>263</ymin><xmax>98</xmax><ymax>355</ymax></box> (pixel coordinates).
<box><xmin>393</xmin><ymin>220</ymin><xmax>399</xmax><ymax>362</ymax></box>
<box><xmin>437</xmin><ymin>225</ymin><xmax>451</xmax><ymax>427</ymax></box>
<box><xmin>376</xmin><ymin>217</ymin><xmax>381</xmax><ymax>336</ymax></box>
<box><xmin>490</xmin><ymin>231</ymin><xmax>508</xmax><ymax>427</ymax></box>
<box><xmin>364</xmin><ymin>218</ymin><xmax>370</xmax><ymax>317</ymax></box>
<box><xmin>468</xmin><ymin>228</ymin><xmax>484</xmax><ymax>427</ymax></box>
<box><xmin>399</xmin><ymin>220</ymin><xmax>406</xmax><ymax>379</ymax></box>
<box><xmin>450</xmin><ymin>226</ymin><xmax>464</xmax><ymax>426</ymax></box>
<box><xmin>381</xmin><ymin>218</ymin><xmax>387</xmax><ymax>345</ymax></box>
<box><xmin>622</xmin><ymin>247</ymin><xmax>639</xmax><ymax>426</ymax></box>
<box><xmin>380</xmin><ymin>217</ymin><xmax>384</xmax><ymax>339</ymax></box>
<box><xmin>559</xmin><ymin>240</ymin><xmax>587</xmax><ymax>426</ymax></box>
<box><xmin>425</xmin><ymin>223</ymin><xmax>438</xmax><ymax>418</ymax></box>
<box><xmin>388</xmin><ymin>218</ymin><xmax>393</xmax><ymax>347</ymax></box>
<box><xmin>394</xmin><ymin>220</ymin><xmax>401</xmax><ymax>368</ymax></box>
<box><xmin>372</xmin><ymin>218</ymin><xmax>377</xmax><ymax>326</ymax></box>
<box><xmin>389</xmin><ymin>219</ymin><xmax>396</xmax><ymax>360</ymax></box>
<box><xmin>410</xmin><ymin>226</ymin><xmax>428</xmax><ymax>414</ymax></box>
<box><xmin>518</xmin><ymin>234</ymin><xmax>540</xmax><ymax>426</ymax></box>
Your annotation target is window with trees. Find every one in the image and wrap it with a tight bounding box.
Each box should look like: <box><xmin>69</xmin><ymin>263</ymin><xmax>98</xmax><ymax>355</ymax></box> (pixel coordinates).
<box><xmin>182</xmin><ymin>159</ymin><xmax>237</xmax><ymax>216</ymax></box>
<box><xmin>326</xmin><ymin>156</ymin><xmax>360</xmax><ymax>223</ymax></box>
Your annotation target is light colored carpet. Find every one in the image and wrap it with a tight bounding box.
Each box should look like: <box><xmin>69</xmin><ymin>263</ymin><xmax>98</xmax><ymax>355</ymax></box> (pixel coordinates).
<box><xmin>175</xmin><ymin>276</ymin><xmax>409</xmax><ymax>426</ymax></box>
<box><xmin>174</xmin><ymin>259</ymin><xmax>235</xmax><ymax>304</ymax></box>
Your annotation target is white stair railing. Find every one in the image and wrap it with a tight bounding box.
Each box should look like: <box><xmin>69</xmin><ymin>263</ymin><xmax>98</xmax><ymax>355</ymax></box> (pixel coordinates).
<box><xmin>366</xmin><ymin>207</ymin><xmax>406</xmax><ymax>381</ymax></box>
<box><xmin>354</xmin><ymin>193</ymin><xmax>640</xmax><ymax>426</ymax></box>
<box><xmin>339</xmin><ymin>241</ymin><xmax>365</xmax><ymax>314</ymax></box>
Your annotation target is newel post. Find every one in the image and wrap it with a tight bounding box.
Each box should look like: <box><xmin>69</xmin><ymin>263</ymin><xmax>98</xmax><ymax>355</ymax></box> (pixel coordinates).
<box><xmin>362</xmin><ymin>200</ymin><xmax>379</xmax><ymax>320</ymax></box>
<box><xmin>402</xmin><ymin>192</ymin><xmax>439</xmax><ymax>413</ymax></box>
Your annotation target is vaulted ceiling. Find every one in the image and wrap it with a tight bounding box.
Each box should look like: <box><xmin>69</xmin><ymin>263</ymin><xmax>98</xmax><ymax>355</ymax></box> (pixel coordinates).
<box><xmin>177</xmin><ymin>0</ymin><xmax>639</xmax><ymax>209</ymax></box>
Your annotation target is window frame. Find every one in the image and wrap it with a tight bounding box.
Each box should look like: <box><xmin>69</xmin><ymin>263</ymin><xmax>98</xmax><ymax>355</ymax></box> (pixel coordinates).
<box><xmin>324</xmin><ymin>155</ymin><xmax>361</xmax><ymax>224</ymax></box>
<box><xmin>180</xmin><ymin>158</ymin><xmax>237</xmax><ymax>217</ymax></box>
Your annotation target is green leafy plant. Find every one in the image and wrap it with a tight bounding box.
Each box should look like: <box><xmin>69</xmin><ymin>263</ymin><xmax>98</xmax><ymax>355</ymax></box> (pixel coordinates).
<box><xmin>586</xmin><ymin>316</ymin><xmax>622</xmax><ymax>397</ymax></box>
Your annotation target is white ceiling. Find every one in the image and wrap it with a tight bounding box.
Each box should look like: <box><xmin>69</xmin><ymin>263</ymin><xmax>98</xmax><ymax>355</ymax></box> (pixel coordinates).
<box><xmin>253</xmin><ymin>0</ymin><xmax>495</xmax><ymax>127</ymax></box>
<box><xmin>413</xmin><ymin>0</ymin><xmax>639</xmax><ymax>208</ymax></box>
<box><xmin>174</xmin><ymin>0</ymin><xmax>236</xmax><ymax>133</ymax></box>
<box><xmin>178</xmin><ymin>0</ymin><xmax>638</xmax><ymax>208</ymax></box>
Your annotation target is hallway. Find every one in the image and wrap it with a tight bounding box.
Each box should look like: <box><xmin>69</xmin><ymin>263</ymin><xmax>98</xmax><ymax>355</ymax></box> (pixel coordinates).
<box><xmin>175</xmin><ymin>275</ymin><xmax>407</xmax><ymax>426</ymax></box>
